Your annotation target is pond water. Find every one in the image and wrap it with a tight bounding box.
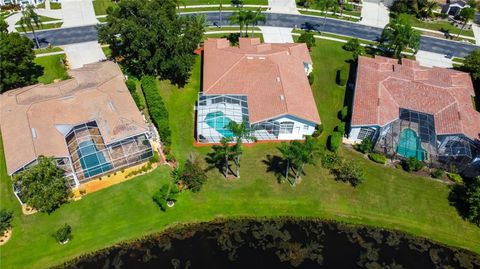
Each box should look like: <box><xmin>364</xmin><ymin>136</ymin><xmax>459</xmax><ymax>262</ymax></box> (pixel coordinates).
<box><xmin>63</xmin><ymin>219</ymin><xmax>480</xmax><ymax>269</ymax></box>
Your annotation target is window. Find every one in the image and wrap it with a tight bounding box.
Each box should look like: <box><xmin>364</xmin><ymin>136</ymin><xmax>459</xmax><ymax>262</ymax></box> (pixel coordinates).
<box><xmin>358</xmin><ymin>127</ymin><xmax>376</xmax><ymax>140</ymax></box>
<box><xmin>303</xmin><ymin>125</ymin><xmax>309</xmax><ymax>131</ymax></box>
<box><xmin>279</xmin><ymin>121</ymin><xmax>294</xmax><ymax>134</ymax></box>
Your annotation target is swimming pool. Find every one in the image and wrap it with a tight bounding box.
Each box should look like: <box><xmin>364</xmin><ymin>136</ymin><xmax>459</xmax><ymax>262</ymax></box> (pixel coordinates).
<box><xmin>205</xmin><ymin>111</ymin><xmax>234</xmax><ymax>138</ymax></box>
<box><xmin>396</xmin><ymin>128</ymin><xmax>425</xmax><ymax>161</ymax></box>
<box><xmin>78</xmin><ymin>140</ymin><xmax>113</xmax><ymax>178</ymax></box>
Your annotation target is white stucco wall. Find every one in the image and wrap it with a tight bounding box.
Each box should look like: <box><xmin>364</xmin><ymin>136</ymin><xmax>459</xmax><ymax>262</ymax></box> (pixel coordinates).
<box><xmin>271</xmin><ymin>115</ymin><xmax>316</xmax><ymax>140</ymax></box>
<box><xmin>348</xmin><ymin>127</ymin><xmax>361</xmax><ymax>141</ymax></box>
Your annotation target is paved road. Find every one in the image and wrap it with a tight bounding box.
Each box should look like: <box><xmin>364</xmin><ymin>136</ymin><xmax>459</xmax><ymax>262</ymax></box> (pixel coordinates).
<box><xmin>26</xmin><ymin>12</ymin><xmax>478</xmax><ymax>58</ymax></box>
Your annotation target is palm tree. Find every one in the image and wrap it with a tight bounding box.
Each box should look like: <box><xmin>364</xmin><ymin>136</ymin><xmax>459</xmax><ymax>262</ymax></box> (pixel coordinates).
<box><xmin>244</xmin><ymin>10</ymin><xmax>254</xmax><ymax>37</ymax></box>
<box><xmin>218</xmin><ymin>137</ymin><xmax>233</xmax><ymax>178</ymax></box>
<box><xmin>249</xmin><ymin>9</ymin><xmax>266</xmax><ymax>37</ymax></box>
<box><xmin>457</xmin><ymin>7</ymin><xmax>476</xmax><ymax>38</ymax></box>
<box><xmin>380</xmin><ymin>17</ymin><xmax>421</xmax><ymax>60</ymax></box>
<box><xmin>229</xmin><ymin>9</ymin><xmax>248</xmax><ymax>37</ymax></box>
<box><xmin>18</xmin><ymin>5</ymin><xmax>41</xmax><ymax>48</ymax></box>
<box><xmin>278</xmin><ymin>142</ymin><xmax>296</xmax><ymax>185</ymax></box>
<box><xmin>227</xmin><ymin>121</ymin><xmax>256</xmax><ymax>178</ymax></box>
<box><xmin>420</xmin><ymin>0</ymin><xmax>438</xmax><ymax>18</ymax></box>
<box><xmin>291</xmin><ymin>136</ymin><xmax>321</xmax><ymax>185</ymax></box>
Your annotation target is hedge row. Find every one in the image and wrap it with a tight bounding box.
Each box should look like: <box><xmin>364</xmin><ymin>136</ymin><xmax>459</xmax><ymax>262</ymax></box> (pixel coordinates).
<box><xmin>328</xmin><ymin>131</ymin><xmax>342</xmax><ymax>152</ymax></box>
<box><xmin>141</xmin><ymin>76</ymin><xmax>172</xmax><ymax>146</ymax></box>
<box><xmin>336</xmin><ymin>65</ymin><xmax>349</xmax><ymax>86</ymax></box>
<box><xmin>126</xmin><ymin>78</ymin><xmax>144</xmax><ymax>110</ymax></box>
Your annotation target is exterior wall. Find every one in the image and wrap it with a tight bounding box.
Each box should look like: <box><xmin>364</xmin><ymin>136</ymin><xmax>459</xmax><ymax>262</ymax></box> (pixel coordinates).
<box><xmin>348</xmin><ymin>125</ymin><xmax>379</xmax><ymax>142</ymax></box>
<box><xmin>262</xmin><ymin>115</ymin><xmax>316</xmax><ymax>140</ymax></box>
<box><xmin>0</xmin><ymin>0</ymin><xmax>58</xmax><ymax>6</ymax></box>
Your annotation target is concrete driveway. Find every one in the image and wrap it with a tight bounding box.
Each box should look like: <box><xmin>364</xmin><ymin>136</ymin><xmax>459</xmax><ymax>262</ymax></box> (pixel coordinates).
<box><xmin>61</xmin><ymin>0</ymin><xmax>98</xmax><ymax>28</ymax></box>
<box><xmin>259</xmin><ymin>26</ymin><xmax>293</xmax><ymax>43</ymax></box>
<box><xmin>61</xmin><ymin>41</ymin><xmax>106</xmax><ymax>69</ymax></box>
<box><xmin>360</xmin><ymin>1</ymin><xmax>390</xmax><ymax>28</ymax></box>
<box><xmin>415</xmin><ymin>50</ymin><xmax>453</xmax><ymax>68</ymax></box>
<box><xmin>267</xmin><ymin>0</ymin><xmax>299</xmax><ymax>14</ymax></box>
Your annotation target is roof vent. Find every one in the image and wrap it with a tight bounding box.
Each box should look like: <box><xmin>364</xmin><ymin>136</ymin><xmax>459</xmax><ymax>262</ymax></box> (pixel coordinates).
<box><xmin>108</xmin><ymin>101</ymin><xmax>116</xmax><ymax>112</ymax></box>
<box><xmin>276</xmin><ymin>77</ymin><xmax>281</xmax><ymax>82</ymax></box>
<box><xmin>31</xmin><ymin>128</ymin><xmax>37</xmax><ymax>139</ymax></box>
<box><xmin>286</xmin><ymin>51</ymin><xmax>290</xmax><ymax>55</ymax></box>
<box><xmin>280</xmin><ymin>95</ymin><xmax>285</xmax><ymax>101</ymax></box>
<box><xmin>247</xmin><ymin>56</ymin><xmax>254</xmax><ymax>60</ymax></box>
<box><xmin>259</xmin><ymin>57</ymin><xmax>265</xmax><ymax>60</ymax></box>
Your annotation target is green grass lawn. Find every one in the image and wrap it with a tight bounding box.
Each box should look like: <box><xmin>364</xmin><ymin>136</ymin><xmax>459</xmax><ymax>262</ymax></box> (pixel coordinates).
<box><xmin>16</xmin><ymin>22</ymin><xmax>63</xmax><ymax>32</ymax></box>
<box><xmin>15</xmin><ymin>15</ymin><xmax>61</xmax><ymax>25</ymax></box>
<box><xmin>184</xmin><ymin>0</ymin><xmax>267</xmax><ymax>5</ymax></box>
<box><xmin>34</xmin><ymin>46</ymin><xmax>63</xmax><ymax>55</ymax></box>
<box><xmin>34</xmin><ymin>54</ymin><xmax>69</xmax><ymax>84</ymax></box>
<box><xmin>399</xmin><ymin>13</ymin><xmax>474</xmax><ymax>37</ymax></box>
<box><xmin>36</xmin><ymin>2</ymin><xmax>62</xmax><ymax>9</ymax></box>
<box><xmin>1</xmin><ymin>39</ymin><xmax>479</xmax><ymax>269</ymax></box>
<box><xmin>92</xmin><ymin>0</ymin><xmax>116</xmax><ymax>15</ymax></box>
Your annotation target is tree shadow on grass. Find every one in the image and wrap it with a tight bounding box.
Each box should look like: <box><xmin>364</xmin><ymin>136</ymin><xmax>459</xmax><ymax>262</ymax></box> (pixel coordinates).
<box><xmin>262</xmin><ymin>154</ymin><xmax>293</xmax><ymax>184</ymax></box>
<box><xmin>448</xmin><ymin>183</ymin><xmax>469</xmax><ymax>220</ymax></box>
<box><xmin>204</xmin><ymin>146</ymin><xmax>234</xmax><ymax>177</ymax></box>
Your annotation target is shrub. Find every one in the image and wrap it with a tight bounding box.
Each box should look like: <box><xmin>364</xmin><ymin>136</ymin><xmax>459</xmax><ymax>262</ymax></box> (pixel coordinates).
<box><xmin>355</xmin><ymin>138</ymin><xmax>373</xmax><ymax>154</ymax></box>
<box><xmin>179</xmin><ymin>154</ymin><xmax>207</xmax><ymax>192</ymax></box>
<box><xmin>55</xmin><ymin>224</ymin><xmax>72</xmax><ymax>244</ymax></box>
<box><xmin>368</xmin><ymin>153</ymin><xmax>387</xmax><ymax>164</ymax></box>
<box><xmin>447</xmin><ymin>173</ymin><xmax>463</xmax><ymax>184</ymax></box>
<box><xmin>149</xmin><ymin>151</ymin><xmax>160</xmax><ymax>164</ymax></box>
<box><xmin>126</xmin><ymin>78</ymin><xmax>144</xmax><ymax>110</ymax></box>
<box><xmin>464</xmin><ymin>176</ymin><xmax>480</xmax><ymax>226</ymax></box>
<box><xmin>308</xmin><ymin>73</ymin><xmax>314</xmax><ymax>85</ymax></box>
<box><xmin>336</xmin><ymin>65</ymin><xmax>349</xmax><ymax>86</ymax></box>
<box><xmin>431</xmin><ymin>169</ymin><xmax>444</xmax><ymax>179</ymax></box>
<box><xmin>312</xmin><ymin>124</ymin><xmax>323</xmax><ymax>137</ymax></box>
<box><xmin>340</xmin><ymin>106</ymin><xmax>348</xmax><ymax>120</ymax></box>
<box><xmin>402</xmin><ymin>157</ymin><xmax>424</xmax><ymax>172</ymax></box>
<box><xmin>328</xmin><ymin>132</ymin><xmax>342</xmax><ymax>152</ymax></box>
<box><xmin>0</xmin><ymin>209</ymin><xmax>13</xmax><ymax>236</ymax></box>
<box><xmin>336</xmin><ymin>122</ymin><xmax>346</xmax><ymax>134</ymax></box>
<box><xmin>152</xmin><ymin>184</ymin><xmax>179</xmax><ymax>211</ymax></box>
<box><xmin>321</xmin><ymin>151</ymin><xmax>341</xmax><ymax>169</ymax></box>
<box><xmin>297</xmin><ymin>31</ymin><xmax>316</xmax><ymax>49</ymax></box>
<box><xmin>343</xmin><ymin>38</ymin><xmax>361</xmax><ymax>52</ymax></box>
<box><xmin>141</xmin><ymin>76</ymin><xmax>171</xmax><ymax>146</ymax></box>
<box><xmin>334</xmin><ymin>160</ymin><xmax>364</xmax><ymax>187</ymax></box>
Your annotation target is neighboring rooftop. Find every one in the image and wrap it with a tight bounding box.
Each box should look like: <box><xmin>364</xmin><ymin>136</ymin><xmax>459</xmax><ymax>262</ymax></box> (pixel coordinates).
<box><xmin>203</xmin><ymin>38</ymin><xmax>321</xmax><ymax>124</ymax></box>
<box><xmin>352</xmin><ymin>56</ymin><xmax>480</xmax><ymax>141</ymax></box>
<box><xmin>0</xmin><ymin>61</ymin><xmax>148</xmax><ymax>175</ymax></box>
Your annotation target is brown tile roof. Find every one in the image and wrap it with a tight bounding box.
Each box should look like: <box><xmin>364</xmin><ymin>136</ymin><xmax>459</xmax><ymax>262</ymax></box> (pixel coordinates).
<box><xmin>352</xmin><ymin>56</ymin><xmax>480</xmax><ymax>141</ymax></box>
<box><xmin>203</xmin><ymin>38</ymin><xmax>321</xmax><ymax>124</ymax></box>
<box><xmin>0</xmin><ymin>61</ymin><xmax>148</xmax><ymax>175</ymax></box>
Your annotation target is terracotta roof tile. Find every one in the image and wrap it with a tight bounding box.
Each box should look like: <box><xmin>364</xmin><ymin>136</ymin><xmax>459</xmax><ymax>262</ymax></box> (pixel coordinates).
<box><xmin>352</xmin><ymin>56</ymin><xmax>480</xmax><ymax>140</ymax></box>
<box><xmin>203</xmin><ymin>38</ymin><xmax>320</xmax><ymax>124</ymax></box>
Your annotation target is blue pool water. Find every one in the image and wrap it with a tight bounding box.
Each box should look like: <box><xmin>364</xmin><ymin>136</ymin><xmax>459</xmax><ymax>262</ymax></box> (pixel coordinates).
<box><xmin>78</xmin><ymin>140</ymin><xmax>112</xmax><ymax>178</ymax></box>
<box><xmin>396</xmin><ymin>128</ymin><xmax>425</xmax><ymax>161</ymax></box>
<box><xmin>205</xmin><ymin>111</ymin><xmax>234</xmax><ymax>138</ymax></box>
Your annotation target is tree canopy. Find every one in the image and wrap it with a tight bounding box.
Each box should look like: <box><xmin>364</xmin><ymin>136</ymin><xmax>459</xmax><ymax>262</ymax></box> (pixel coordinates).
<box><xmin>0</xmin><ymin>18</ymin><xmax>42</xmax><ymax>93</ymax></box>
<box><xmin>98</xmin><ymin>0</ymin><xmax>205</xmax><ymax>86</ymax></box>
<box><xmin>13</xmin><ymin>156</ymin><xmax>71</xmax><ymax>213</ymax></box>
<box><xmin>380</xmin><ymin>16</ymin><xmax>420</xmax><ymax>60</ymax></box>
<box><xmin>465</xmin><ymin>177</ymin><xmax>480</xmax><ymax>226</ymax></box>
<box><xmin>464</xmin><ymin>49</ymin><xmax>480</xmax><ymax>80</ymax></box>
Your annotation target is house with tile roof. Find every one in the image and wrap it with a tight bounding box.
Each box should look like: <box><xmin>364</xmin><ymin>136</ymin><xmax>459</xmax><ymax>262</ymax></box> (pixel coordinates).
<box><xmin>0</xmin><ymin>61</ymin><xmax>154</xmax><ymax>203</ymax></box>
<box><xmin>349</xmin><ymin>56</ymin><xmax>480</xmax><ymax>173</ymax></box>
<box><xmin>196</xmin><ymin>38</ymin><xmax>320</xmax><ymax>143</ymax></box>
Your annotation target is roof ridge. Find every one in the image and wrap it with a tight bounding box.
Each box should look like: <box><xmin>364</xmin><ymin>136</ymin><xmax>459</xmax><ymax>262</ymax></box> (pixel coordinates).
<box><xmin>273</xmin><ymin>58</ymin><xmax>289</xmax><ymax>115</ymax></box>
<box><xmin>205</xmin><ymin>55</ymin><xmax>246</xmax><ymax>93</ymax></box>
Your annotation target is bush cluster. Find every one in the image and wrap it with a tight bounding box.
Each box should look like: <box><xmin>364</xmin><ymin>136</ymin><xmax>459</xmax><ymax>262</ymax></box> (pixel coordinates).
<box><xmin>368</xmin><ymin>153</ymin><xmax>387</xmax><ymax>164</ymax></box>
<box><xmin>126</xmin><ymin>162</ymin><xmax>153</xmax><ymax>178</ymax></box>
<box><xmin>308</xmin><ymin>73</ymin><xmax>315</xmax><ymax>85</ymax></box>
<box><xmin>311</xmin><ymin>124</ymin><xmax>323</xmax><ymax>138</ymax></box>
<box><xmin>0</xmin><ymin>209</ymin><xmax>13</xmax><ymax>236</ymax></box>
<box><xmin>447</xmin><ymin>173</ymin><xmax>463</xmax><ymax>184</ymax></box>
<box><xmin>354</xmin><ymin>138</ymin><xmax>373</xmax><ymax>154</ymax></box>
<box><xmin>336</xmin><ymin>65</ymin><xmax>349</xmax><ymax>86</ymax></box>
<box><xmin>328</xmin><ymin>132</ymin><xmax>342</xmax><ymax>152</ymax></box>
<box><xmin>55</xmin><ymin>223</ymin><xmax>72</xmax><ymax>244</ymax></box>
<box><xmin>402</xmin><ymin>157</ymin><xmax>424</xmax><ymax>172</ymax></box>
<box><xmin>340</xmin><ymin>106</ymin><xmax>348</xmax><ymax>120</ymax></box>
<box><xmin>126</xmin><ymin>78</ymin><xmax>144</xmax><ymax>110</ymax></box>
<box><xmin>141</xmin><ymin>76</ymin><xmax>172</xmax><ymax>146</ymax></box>
<box><xmin>152</xmin><ymin>184</ymin><xmax>179</xmax><ymax>211</ymax></box>
<box><xmin>336</xmin><ymin>122</ymin><xmax>346</xmax><ymax>134</ymax></box>
<box><xmin>431</xmin><ymin>168</ymin><xmax>444</xmax><ymax>179</ymax></box>
<box><xmin>149</xmin><ymin>151</ymin><xmax>160</xmax><ymax>164</ymax></box>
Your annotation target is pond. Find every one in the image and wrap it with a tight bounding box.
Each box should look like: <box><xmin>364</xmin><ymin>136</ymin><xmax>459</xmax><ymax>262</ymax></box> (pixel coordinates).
<box><xmin>62</xmin><ymin>219</ymin><xmax>480</xmax><ymax>269</ymax></box>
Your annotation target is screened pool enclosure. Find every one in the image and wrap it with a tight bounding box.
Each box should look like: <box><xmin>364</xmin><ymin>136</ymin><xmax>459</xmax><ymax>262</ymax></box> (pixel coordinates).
<box><xmin>373</xmin><ymin>108</ymin><xmax>478</xmax><ymax>170</ymax></box>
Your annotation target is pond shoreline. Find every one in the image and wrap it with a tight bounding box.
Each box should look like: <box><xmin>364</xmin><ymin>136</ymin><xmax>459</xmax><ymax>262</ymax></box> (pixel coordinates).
<box><xmin>58</xmin><ymin>217</ymin><xmax>480</xmax><ymax>269</ymax></box>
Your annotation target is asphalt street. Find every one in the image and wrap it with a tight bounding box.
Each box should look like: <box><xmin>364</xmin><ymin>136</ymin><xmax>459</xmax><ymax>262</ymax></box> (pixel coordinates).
<box><xmin>26</xmin><ymin>12</ymin><xmax>478</xmax><ymax>58</ymax></box>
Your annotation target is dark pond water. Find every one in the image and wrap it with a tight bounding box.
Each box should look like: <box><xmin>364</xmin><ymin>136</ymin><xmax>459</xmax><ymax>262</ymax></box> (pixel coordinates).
<box><xmin>62</xmin><ymin>219</ymin><xmax>480</xmax><ymax>269</ymax></box>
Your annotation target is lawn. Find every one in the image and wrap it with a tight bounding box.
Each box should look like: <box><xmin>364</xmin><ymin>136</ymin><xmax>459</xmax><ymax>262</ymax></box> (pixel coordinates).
<box><xmin>184</xmin><ymin>0</ymin><xmax>267</xmax><ymax>5</ymax></box>
<box><xmin>1</xmin><ymin>39</ymin><xmax>479</xmax><ymax>269</ymax></box>
<box><xmin>399</xmin><ymin>13</ymin><xmax>474</xmax><ymax>37</ymax></box>
<box><xmin>92</xmin><ymin>0</ymin><xmax>116</xmax><ymax>16</ymax></box>
<box><xmin>34</xmin><ymin>54</ymin><xmax>69</xmax><ymax>84</ymax></box>
<box><xmin>16</xmin><ymin>22</ymin><xmax>63</xmax><ymax>32</ymax></box>
<box><xmin>36</xmin><ymin>2</ymin><xmax>62</xmax><ymax>9</ymax></box>
<box><xmin>15</xmin><ymin>15</ymin><xmax>61</xmax><ymax>25</ymax></box>
<box><xmin>34</xmin><ymin>46</ymin><xmax>63</xmax><ymax>55</ymax></box>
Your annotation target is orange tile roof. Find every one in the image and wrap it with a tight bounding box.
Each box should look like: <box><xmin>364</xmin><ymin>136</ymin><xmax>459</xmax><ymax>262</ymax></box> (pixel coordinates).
<box><xmin>203</xmin><ymin>38</ymin><xmax>321</xmax><ymax>124</ymax></box>
<box><xmin>352</xmin><ymin>56</ymin><xmax>480</xmax><ymax>140</ymax></box>
<box><xmin>0</xmin><ymin>61</ymin><xmax>148</xmax><ymax>175</ymax></box>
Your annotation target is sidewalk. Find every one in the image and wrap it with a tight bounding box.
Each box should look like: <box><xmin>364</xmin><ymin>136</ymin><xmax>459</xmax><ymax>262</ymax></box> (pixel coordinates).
<box><xmin>472</xmin><ymin>24</ymin><xmax>480</xmax><ymax>45</ymax></box>
<box><xmin>60</xmin><ymin>0</ymin><xmax>98</xmax><ymax>28</ymax></box>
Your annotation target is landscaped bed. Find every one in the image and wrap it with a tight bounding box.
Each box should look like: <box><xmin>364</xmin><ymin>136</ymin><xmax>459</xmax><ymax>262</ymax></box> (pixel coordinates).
<box><xmin>1</xmin><ymin>39</ymin><xmax>479</xmax><ymax>269</ymax></box>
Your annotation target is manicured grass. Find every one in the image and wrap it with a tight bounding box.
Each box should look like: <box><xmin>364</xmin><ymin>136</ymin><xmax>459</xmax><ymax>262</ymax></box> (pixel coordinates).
<box><xmin>34</xmin><ymin>46</ymin><xmax>63</xmax><ymax>55</ymax></box>
<box><xmin>37</xmin><ymin>2</ymin><xmax>62</xmax><ymax>9</ymax></box>
<box><xmin>180</xmin><ymin>6</ymin><xmax>267</xmax><ymax>12</ymax></box>
<box><xmin>16</xmin><ymin>22</ymin><xmax>63</xmax><ymax>32</ymax></box>
<box><xmin>184</xmin><ymin>0</ymin><xmax>267</xmax><ymax>4</ymax></box>
<box><xmin>1</xmin><ymin>39</ymin><xmax>479</xmax><ymax>269</ymax></box>
<box><xmin>34</xmin><ymin>54</ymin><xmax>69</xmax><ymax>84</ymax></box>
<box><xmin>399</xmin><ymin>13</ymin><xmax>474</xmax><ymax>37</ymax></box>
<box><xmin>101</xmin><ymin>46</ymin><xmax>111</xmax><ymax>58</ymax></box>
<box><xmin>298</xmin><ymin>10</ymin><xmax>360</xmax><ymax>22</ymax></box>
<box><xmin>15</xmin><ymin>15</ymin><xmax>61</xmax><ymax>25</ymax></box>
<box><xmin>92</xmin><ymin>0</ymin><xmax>116</xmax><ymax>16</ymax></box>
